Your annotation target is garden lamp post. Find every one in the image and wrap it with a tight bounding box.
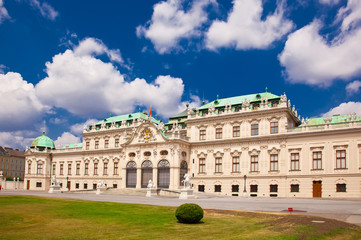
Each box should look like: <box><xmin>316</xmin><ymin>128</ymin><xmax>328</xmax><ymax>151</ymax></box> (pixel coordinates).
<box><xmin>243</xmin><ymin>175</ymin><xmax>247</xmax><ymax>197</ymax></box>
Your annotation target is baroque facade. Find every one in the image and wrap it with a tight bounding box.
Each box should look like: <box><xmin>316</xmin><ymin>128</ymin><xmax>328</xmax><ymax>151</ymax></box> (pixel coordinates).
<box><xmin>24</xmin><ymin>92</ymin><xmax>361</xmax><ymax>198</ymax></box>
<box><xmin>0</xmin><ymin>146</ymin><xmax>25</xmax><ymax>180</ymax></box>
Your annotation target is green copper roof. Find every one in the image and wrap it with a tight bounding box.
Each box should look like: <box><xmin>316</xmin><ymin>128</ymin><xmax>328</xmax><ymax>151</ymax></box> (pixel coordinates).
<box><xmin>94</xmin><ymin>112</ymin><xmax>161</xmax><ymax>127</ymax></box>
<box><xmin>299</xmin><ymin>114</ymin><xmax>361</xmax><ymax>127</ymax></box>
<box><xmin>30</xmin><ymin>131</ymin><xmax>55</xmax><ymax>149</ymax></box>
<box><xmin>198</xmin><ymin>92</ymin><xmax>280</xmax><ymax>110</ymax></box>
<box><xmin>62</xmin><ymin>143</ymin><xmax>82</xmax><ymax>149</ymax></box>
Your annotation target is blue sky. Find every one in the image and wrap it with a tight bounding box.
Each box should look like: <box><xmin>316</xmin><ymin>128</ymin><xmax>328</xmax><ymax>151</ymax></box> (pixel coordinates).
<box><xmin>0</xmin><ymin>0</ymin><xmax>361</xmax><ymax>149</ymax></box>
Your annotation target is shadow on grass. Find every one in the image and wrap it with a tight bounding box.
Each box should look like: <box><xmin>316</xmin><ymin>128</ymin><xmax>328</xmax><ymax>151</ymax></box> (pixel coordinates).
<box><xmin>176</xmin><ymin>221</ymin><xmax>205</xmax><ymax>225</ymax></box>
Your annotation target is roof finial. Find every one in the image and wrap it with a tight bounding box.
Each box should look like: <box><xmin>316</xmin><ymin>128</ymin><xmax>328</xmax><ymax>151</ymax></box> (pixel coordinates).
<box><xmin>265</xmin><ymin>86</ymin><xmax>268</xmax><ymax>93</ymax></box>
<box><xmin>216</xmin><ymin>94</ymin><xmax>219</xmax><ymax>100</ymax></box>
<box><xmin>42</xmin><ymin>131</ymin><xmax>45</xmax><ymax>135</ymax></box>
<box><xmin>109</xmin><ymin>113</ymin><xmax>112</xmax><ymax>117</ymax></box>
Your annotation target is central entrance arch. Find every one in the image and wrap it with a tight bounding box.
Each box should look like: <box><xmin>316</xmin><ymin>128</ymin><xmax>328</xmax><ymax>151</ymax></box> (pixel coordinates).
<box><xmin>126</xmin><ymin>161</ymin><xmax>137</xmax><ymax>188</ymax></box>
<box><xmin>141</xmin><ymin>160</ymin><xmax>153</xmax><ymax>188</ymax></box>
<box><xmin>157</xmin><ymin>160</ymin><xmax>170</xmax><ymax>188</ymax></box>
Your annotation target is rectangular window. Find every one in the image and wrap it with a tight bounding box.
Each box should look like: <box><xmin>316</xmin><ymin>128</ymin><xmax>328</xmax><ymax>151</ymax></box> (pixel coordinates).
<box><xmin>270</xmin><ymin>184</ymin><xmax>278</xmax><ymax>192</ymax></box>
<box><xmin>36</xmin><ymin>182</ymin><xmax>42</xmax><ymax>188</ymax></box>
<box><xmin>232</xmin><ymin>185</ymin><xmax>239</xmax><ymax>192</ymax></box>
<box><xmin>94</xmin><ymin>163</ymin><xmax>98</xmax><ymax>175</ymax></box>
<box><xmin>291</xmin><ymin>184</ymin><xmax>299</xmax><ymax>192</ymax></box>
<box><xmin>199</xmin><ymin>129</ymin><xmax>206</xmax><ymax>141</ymax></box>
<box><xmin>86</xmin><ymin>141</ymin><xmax>90</xmax><ymax>150</ymax></box>
<box><xmin>95</xmin><ymin>140</ymin><xmax>99</xmax><ymax>149</ymax></box>
<box><xmin>250</xmin><ymin>185</ymin><xmax>258</xmax><ymax>192</ymax></box>
<box><xmin>215</xmin><ymin>128</ymin><xmax>222</xmax><ymax>139</ymax></box>
<box><xmin>270</xmin><ymin>154</ymin><xmax>278</xmax><ymax>171</ymax></box>
<box><xmin>104</xmin><ymin>139</ymin><xmax>109</xmax><ymax>148</ymax></box>
<box><xmin>251</xmin><ymin>155</ymin><xmax>259</xmax><ymax>172</ymax></box>
<box><xmin>215</xmin><ymin>157</ymin><xmax>222</xmax><ymax>173</ymax></box>
<box><xmin>215</xmin><ymin>185</ymin><xmax>221</xmax><ymax>192</ymax></box>
<box><xmin>76</xmin><ymin>163</ymin><xmax>80</xmax><ymax>175</ymax></box>
<box><xmin>251</xmin><ymin>124</ymin><xmax>259</xmax><ymax>136</ymax></box>
<box><xmin>37</xmin><ymin>163</ymin><xmax>43</xmax><ymax>174</ymax></box>
<box><xmin>199</xmin><ymin>158</ymin><xmax>206</xmax><ymax>173</ymax></box>
<box><xmin>85</xmin><ymin>163</ymin><xmax>89</xmax><ymax>175</ymax></box>
<box><xmin>291</xmin><ymin>153</ymin><xmax>300</xmax><ymax>171</ymax></box>
<box><xmin>52</xmin><ymin>164</ymin><xmax>56</xmax><ymax>175</ymax></box>
<box><xmin>232</xmin><ymin>156</ymin><xmax>240</xmax><ymax>172</ymax></box>
<box><xmin>84</xmin><ymin>183</ymin><xmax>88</xmax><ymax>189</ymax></box>
<box><xmin>60</xmin><ymin>164</ymin><xmax>64</xmax><ymax>175</ymax></box>
<box><xmin>313</xmin><ymin>151</ymin><xmax>322</xmax><ymax>170</ymax></box>
<box><xmin>103</xmin><ymin>162</ymin><xmax>108</xmax><ymax>175</ymax></box>
<box><xmin>270</xmin><ymin>122</ymin><xmax>278</xmax><ymax>134</ymax></box>
<box><xmin>28</xmin><ymin>162</ymin><xmax>31</xmax><ymax>174</ymax></box>
<box><xmin>67</xmin><ymin>163</ymin><xmax>72</xmax><ymax>175</ymax></box>
<box><xmin>233</xmin><ymin>126</ymin><xmax>240</xmax><ymax>137</ymax></box>
<box><xmin>336</xmin><ymin>150</ymin><xmax>346</xmax><ymax>169</ymax></box>
<box><xmin>115</xmin><ymin>138</ymin><xmax>119</xmax><ymax>147</ymax></box>
<box><xmin>114</xmin><ymin>162</ymin><xmax>118</xmax><ymax>175</ymax></box>
<box><xmin>113</xmin><ymin>184</ymin><xmax>118</xmax><ymax>189</ymax></box>
<box><xmin>75</xmin><ymin>183</ymin><xmax>79</xmax><ymax>189</ymax></box>
<box><xmin>336</xmin><ymin>183</ymin><xmax>346</xmax><ymax>192</ymax></box>
<box><xmin>198</xmin><ymin>185</ymin><xmax>205</xmax><ymax>192</ymax></box>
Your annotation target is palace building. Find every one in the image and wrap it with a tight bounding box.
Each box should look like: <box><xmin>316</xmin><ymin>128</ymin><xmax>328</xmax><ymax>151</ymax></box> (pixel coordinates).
<box><xmin>24</xmin><ymin>91</ymin><xmax>361</xmax><ymax>198</ymax></box>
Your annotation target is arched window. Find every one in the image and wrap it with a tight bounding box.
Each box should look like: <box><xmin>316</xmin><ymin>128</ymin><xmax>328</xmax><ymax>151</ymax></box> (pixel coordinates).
<box><xmin>157</xmin><ymin>160</ymin><xmax>170</xmax><ymax>188</ymax></box>
<box><xmin>144</xmin><ymin>151</ymin><xmax>151</xmax><ymax>157</ymax></box>
<box><xmin>160</xmin><ymin>150</ymin><xmax>168</xmax><ymax>156</ymax></box>
<box><xmin>126</xmin><ymin>161</ymin><xmax>137</xmax><ymax>188</ymax></box>
<box><xmin>129</xmin><ymin>152</ymin><xmax>136</xmax><ymax>157</ymax></box>
<box><xmin>141</xmin><ymin>160</ymin><xmax>153</xmax><ymax>188</ymax></box>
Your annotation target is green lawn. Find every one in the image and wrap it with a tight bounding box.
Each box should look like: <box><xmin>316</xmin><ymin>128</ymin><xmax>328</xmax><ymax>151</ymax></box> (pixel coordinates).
<box><xmin>0</xmin><ymin>195</ymin><xmax>360</xmax><ymax>240</ymax></box>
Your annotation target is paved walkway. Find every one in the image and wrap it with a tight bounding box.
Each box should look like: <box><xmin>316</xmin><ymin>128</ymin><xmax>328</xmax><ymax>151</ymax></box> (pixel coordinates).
<box><xmin>1</xmin><ymin>190</ymin><xmax>361</xmax><ymax>226</ymax></box>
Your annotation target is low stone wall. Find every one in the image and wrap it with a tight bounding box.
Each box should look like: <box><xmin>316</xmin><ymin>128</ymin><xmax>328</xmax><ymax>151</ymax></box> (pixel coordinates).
<box><xmin>0</xmin><ymin>180</ymin><xmax>24</xmax><ymax>190</ymax></box>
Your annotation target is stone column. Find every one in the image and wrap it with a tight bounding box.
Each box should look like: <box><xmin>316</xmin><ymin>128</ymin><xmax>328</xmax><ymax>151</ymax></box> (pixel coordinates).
<box><xmin>136</xmin><ymin>167</ymin><xmax>141</xmax><ymax>188</ymax></box>
<box><xmin>153</xmin><ymin>167</ymin><xmax>158</xmax><ymax>188</ymax></box>
<box><xmin>173</xmin><ymin>167</ymin><xmax>180</xmax><ymax>190</ymax></box>
<box><xmin>121</xmin><ymin>168</ymin><xmax>126</xmax><ymax>188</ymax></box>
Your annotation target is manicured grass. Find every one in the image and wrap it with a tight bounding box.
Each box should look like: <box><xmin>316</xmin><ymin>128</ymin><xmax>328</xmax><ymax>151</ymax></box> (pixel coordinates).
<box><xmin>0</xmin><ymin>196</ymin><xmax>360</xmax><ymax>240</ymax></box>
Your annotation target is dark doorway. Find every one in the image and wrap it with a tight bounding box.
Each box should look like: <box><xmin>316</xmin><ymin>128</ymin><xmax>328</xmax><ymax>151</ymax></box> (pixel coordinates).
<box><xmin>313</xmin><ymin>181</ymin><xmax>322</xmax><ymax>198</ymax></box>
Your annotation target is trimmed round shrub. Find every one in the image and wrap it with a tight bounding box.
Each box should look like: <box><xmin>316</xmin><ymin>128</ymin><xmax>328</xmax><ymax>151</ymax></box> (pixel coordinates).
<box><xmin>175</xmin><ymin>203</ymin><xmax>204</xmax><ymax>223</ymax></box>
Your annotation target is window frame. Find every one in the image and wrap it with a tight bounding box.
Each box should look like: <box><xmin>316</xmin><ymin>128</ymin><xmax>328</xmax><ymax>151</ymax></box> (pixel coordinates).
<box><xmin>336</xmin><ymin>150</ymin><xmax>346</xmax><ymax>169</ymax></box>
<box><xmin>232</xmin><ymin>156</ymin><xmax>240</xmax><ymax>173</ymax></box>
<box><xmin>270</xmin><ymin>154</ymin><xmax>279</xmax><ymax>171</ymax></box>
<box><xmin>270</xmin><ymin>121</ymin><xmax>278</xmax><ymax>134</ymax></box>
<box><xmin>215</xmin><ymin>128</ymin><xmax>223</xmax><ymax>139</ymax></box>
<box><xmin>233</xmin><ymin>126</ymin><xmax>240</xmax><ymax>137</ymax></box>
<box><xmin>199</xmin><ymin>129</ymin><xmax>206</xmax><ymax>141</ymax></box>
<box><xmin>291</xmin><ymin>153</ymin><xmax>300</xmax><ymax>171</ymax></box>
<box><xmin>215</xmin><ymin>157</ymin><xmax>222</xmax><ymax>173</ymax></box>
<box><xmin>250</xmin><ymin>155</ymin><xmax>259</xmax><ymax>172</ymax></box>
<box><xmin>312</xmin><ymin>151</ymin><xmax>322</xmax><ymax>170</ymax></box>
<box><xmin>199</xmin><ymin>158</ymin><xmax>206</xmax><ymax>173</ymax></box>
<box><xmin>251</xmin><ymin>124</ymin><xmax>259</xmax><ymax>136</ymax></box>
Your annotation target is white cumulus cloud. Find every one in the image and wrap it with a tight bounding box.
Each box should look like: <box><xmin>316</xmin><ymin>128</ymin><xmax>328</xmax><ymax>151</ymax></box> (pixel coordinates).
<box><xmin>0</xmin><ymin>0</ymin><xmax>10</xmax><ymax>23</ymax></box>
<box><xmin>36</xmin><ymin>37</ymin><xmax>199</xmax><ymax>119</ymax></box>
<box><xmin>0</xmin><ymin>72</ymin><xmax>50</xmax><ymax>131</ymax></box>
<box><xmin>323</xmin><ymin>102</ymin><xmax>361</xmax><ymax>117</ymax></box>
<box><xmin>0</xmin><ymin>130</ymin><xmax>38</xmax><ymax>150</ymax></box>
<box><xmin>29</xmin><ymin>0</ymin><xmax>58</xmax><ymax>20</ymax></box>
<box><xmin>54</xmin><ymin>132</ymin><xmax>81</xmax><ymax>148</ymax></box>
<box><xmin>279</xmin><ymin>1</ymin><xmax>361</xmax><ymax>87</ymax></box>
<box><xmin>346</xmin><ymin>80</ymin><xmax>361</xmax><ymax>95</ymax></box>
<box><xmin>137</xmin><ymin>0</ymin><xmax>215</xmax><ymax>54</ymax></box>
<box><xmin>319</xmin><ymin>0</ymin><xmax>340</xmax><ymax>5</ymax></box>
<box><xmin>70</xmin><ymin>118</ymin><xmax>98</xmax><ymax>136</ymax></box>
<box><xmin>205</xmin><ymin>0</ymin><xmax>294</xmax><ymax>50</ymax></box>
